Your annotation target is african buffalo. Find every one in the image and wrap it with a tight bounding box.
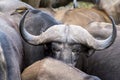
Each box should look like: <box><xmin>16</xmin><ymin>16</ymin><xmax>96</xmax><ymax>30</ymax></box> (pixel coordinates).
<box><xmin>34</xmin><ymin>0</ymin><xmax>110</xmax><ymax>27</ymax></box>
<box><xmin>0</xmin><ymin>13</ymin><xmax>23</xmax><ymax>80</ymax></box>
<box><xmin>12</xmin><ymin>8</ymin><xmax>60</xmax><ymax>68</ymax></box>
<box><xmin>21</xmin><ymin>58</ymin><xmax>101</xmax><ymax>80</ymax></box>
<box><xmin>95</xmin><ymin>0</ymin><xmax>120</xmax><ymax>24</ymax></box>
<box><xmin>0</xmin><ymin>0</ymin><xmax>60</xmax><ymax>69</ymax></box>
<box><xmin>53</xmin><ymin>7</ymin><xmax>110</xmax><ymax>27</ymax></box>
<box><xmin>19</xmin><ymin>9</ymin><xmax>116</xmax><ymax>66</ymax></box>
<box><xmin>0</xmin><ymin>0</ymin><xmax>33</xmax><ymax>25</ymax></box>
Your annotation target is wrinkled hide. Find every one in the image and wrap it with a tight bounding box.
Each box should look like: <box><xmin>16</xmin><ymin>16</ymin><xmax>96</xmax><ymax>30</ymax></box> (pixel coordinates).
<box><xmin>22</xmin><ymin>58</ymin><xmax>101</xmax><ymax>80</ymax></box>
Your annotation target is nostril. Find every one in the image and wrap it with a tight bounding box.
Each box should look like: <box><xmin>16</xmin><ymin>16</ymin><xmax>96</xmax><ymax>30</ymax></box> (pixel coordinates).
<box><xmin>84</xmin><ymin>75</ymin><xmax>101</xmax><ymax>80</ymax></box>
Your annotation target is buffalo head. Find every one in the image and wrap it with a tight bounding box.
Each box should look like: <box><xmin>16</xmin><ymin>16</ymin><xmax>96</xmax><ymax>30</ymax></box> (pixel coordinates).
<box><xmin>19</xmin><ymin>9</ymin><xmax>116</xmax><ymax>66</ymax></box>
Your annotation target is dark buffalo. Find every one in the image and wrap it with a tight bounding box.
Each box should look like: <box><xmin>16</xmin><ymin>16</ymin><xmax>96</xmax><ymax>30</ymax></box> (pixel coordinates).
<box><xmin>0</xmin><ymin>0</ymin><xmax>60</xmax><ymax>69</ymax></box>
<box><xmin>19</xmin><ymin>9</ymin><xmax>116</xmax><ymax>66</ymax></box>
<box><xmin>22</xmin><ymin>58</ymin><xmax>101</xmax><ymax>80</ymax></box>
<box><xmin>12</xmin><ymin>8</ymin><xmax>60</xmax><ymax>68</ymax></box>
<box><xmin>0</xmin><ymin>13</ymin><xmax>23</xmax><ymax>80</ymax></box>
<box><xmin>76</xmin><ymin>22</ymin><xmax>120</xmax><ymax>80</ymax></box>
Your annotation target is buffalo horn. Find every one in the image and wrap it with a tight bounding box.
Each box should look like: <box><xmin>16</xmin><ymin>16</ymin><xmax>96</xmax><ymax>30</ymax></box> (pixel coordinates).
<box><xmin>19</xmin><ymin>9</ymin><xmax>116</xmax><ymax>50</ymax></box>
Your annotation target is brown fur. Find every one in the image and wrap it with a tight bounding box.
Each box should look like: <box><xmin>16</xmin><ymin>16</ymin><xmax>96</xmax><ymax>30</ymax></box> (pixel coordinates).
<box><xmin>22</xmin><ymin>60</ymin><xmax>45</xmax><ymax>80</ymax></box>
<box><xmin>22</xmin><ymin>58</ymin><xmax>101</xmax><ymax>80</ymax></box>
<box><xmin>95</xmin><ymin>0</ymin><xmax>120</xmax><ymax>24</ymax></box>
<box><xmin>36</xmin><ymin>0</ymin><xmax>96</xmax><ymax>8</ymax></box>
<box><xmin>86</xmin><ymin>22</ymin><xmax>120</xmax><ymax>39</ymax></box>
<box><xmin>53</xmin><ymin>7</ymin><xmax>110</xmax><ymax>27</ymax></box>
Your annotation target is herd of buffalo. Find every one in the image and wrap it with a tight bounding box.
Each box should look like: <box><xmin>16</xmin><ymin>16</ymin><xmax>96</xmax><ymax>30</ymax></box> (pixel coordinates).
<box><xmin>0</xmin><ymin>0</ymin><xmax>120</xmax><ymax>80</ymax></box>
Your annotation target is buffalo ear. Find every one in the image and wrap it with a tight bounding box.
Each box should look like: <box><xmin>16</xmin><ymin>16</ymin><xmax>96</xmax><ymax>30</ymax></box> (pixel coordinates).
<box><xmin>85</xmin><ymin>49</ymin><xmax>95</xmax><ymax>57</ymax></box>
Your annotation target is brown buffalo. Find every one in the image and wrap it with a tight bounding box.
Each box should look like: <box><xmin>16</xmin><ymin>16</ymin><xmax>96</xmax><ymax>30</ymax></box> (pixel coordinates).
<box><xmin>95</xmin><ymin>0</ymin><xmax>120</xmax><ymax>24</ymax></box>
<box><xmin>53</xmin><ymin>7</ymin><xmax>110</xmax><ymax>27</ymax></box>
<box><xmin>32</xmin><ymin>0</ymin><xmax>109</xmax><ymax>27</ymax></box>
<box><xmin>22</xmin><ymin>58</ymin><xmax>101</xmax><ymax>80</ymax></box>
<box><xmin>86</xmin><ymin>21</ymin><xmax>120</xmax><ymax>38</ymax></box>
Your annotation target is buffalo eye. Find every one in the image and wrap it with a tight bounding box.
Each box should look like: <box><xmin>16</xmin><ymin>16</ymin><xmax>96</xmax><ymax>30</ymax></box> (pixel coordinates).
<box><xmin>54</xmin><ymin>49</ymin><xmax>61</xmax><ymax>52</ymax></box>
<box><xmin>52</xmin><ymin>47</ymin><xmax>61</xmax><ymax>52</ymax></box>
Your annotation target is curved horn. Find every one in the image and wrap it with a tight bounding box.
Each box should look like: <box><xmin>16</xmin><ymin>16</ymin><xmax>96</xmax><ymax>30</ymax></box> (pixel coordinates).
<box><xmin>0</xmin><ymin>43</ymin><xmax>7</xmax><ymax>80</ymax></box>
<box><xmin>19</xmin><ymin>10</ymin><xmax>63</xmax><ymax>45</ymax></box>
<box><xmin>72</xmin><ymin>16</ymin><xmax>116</xmax><ymax>50</ymax></box>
